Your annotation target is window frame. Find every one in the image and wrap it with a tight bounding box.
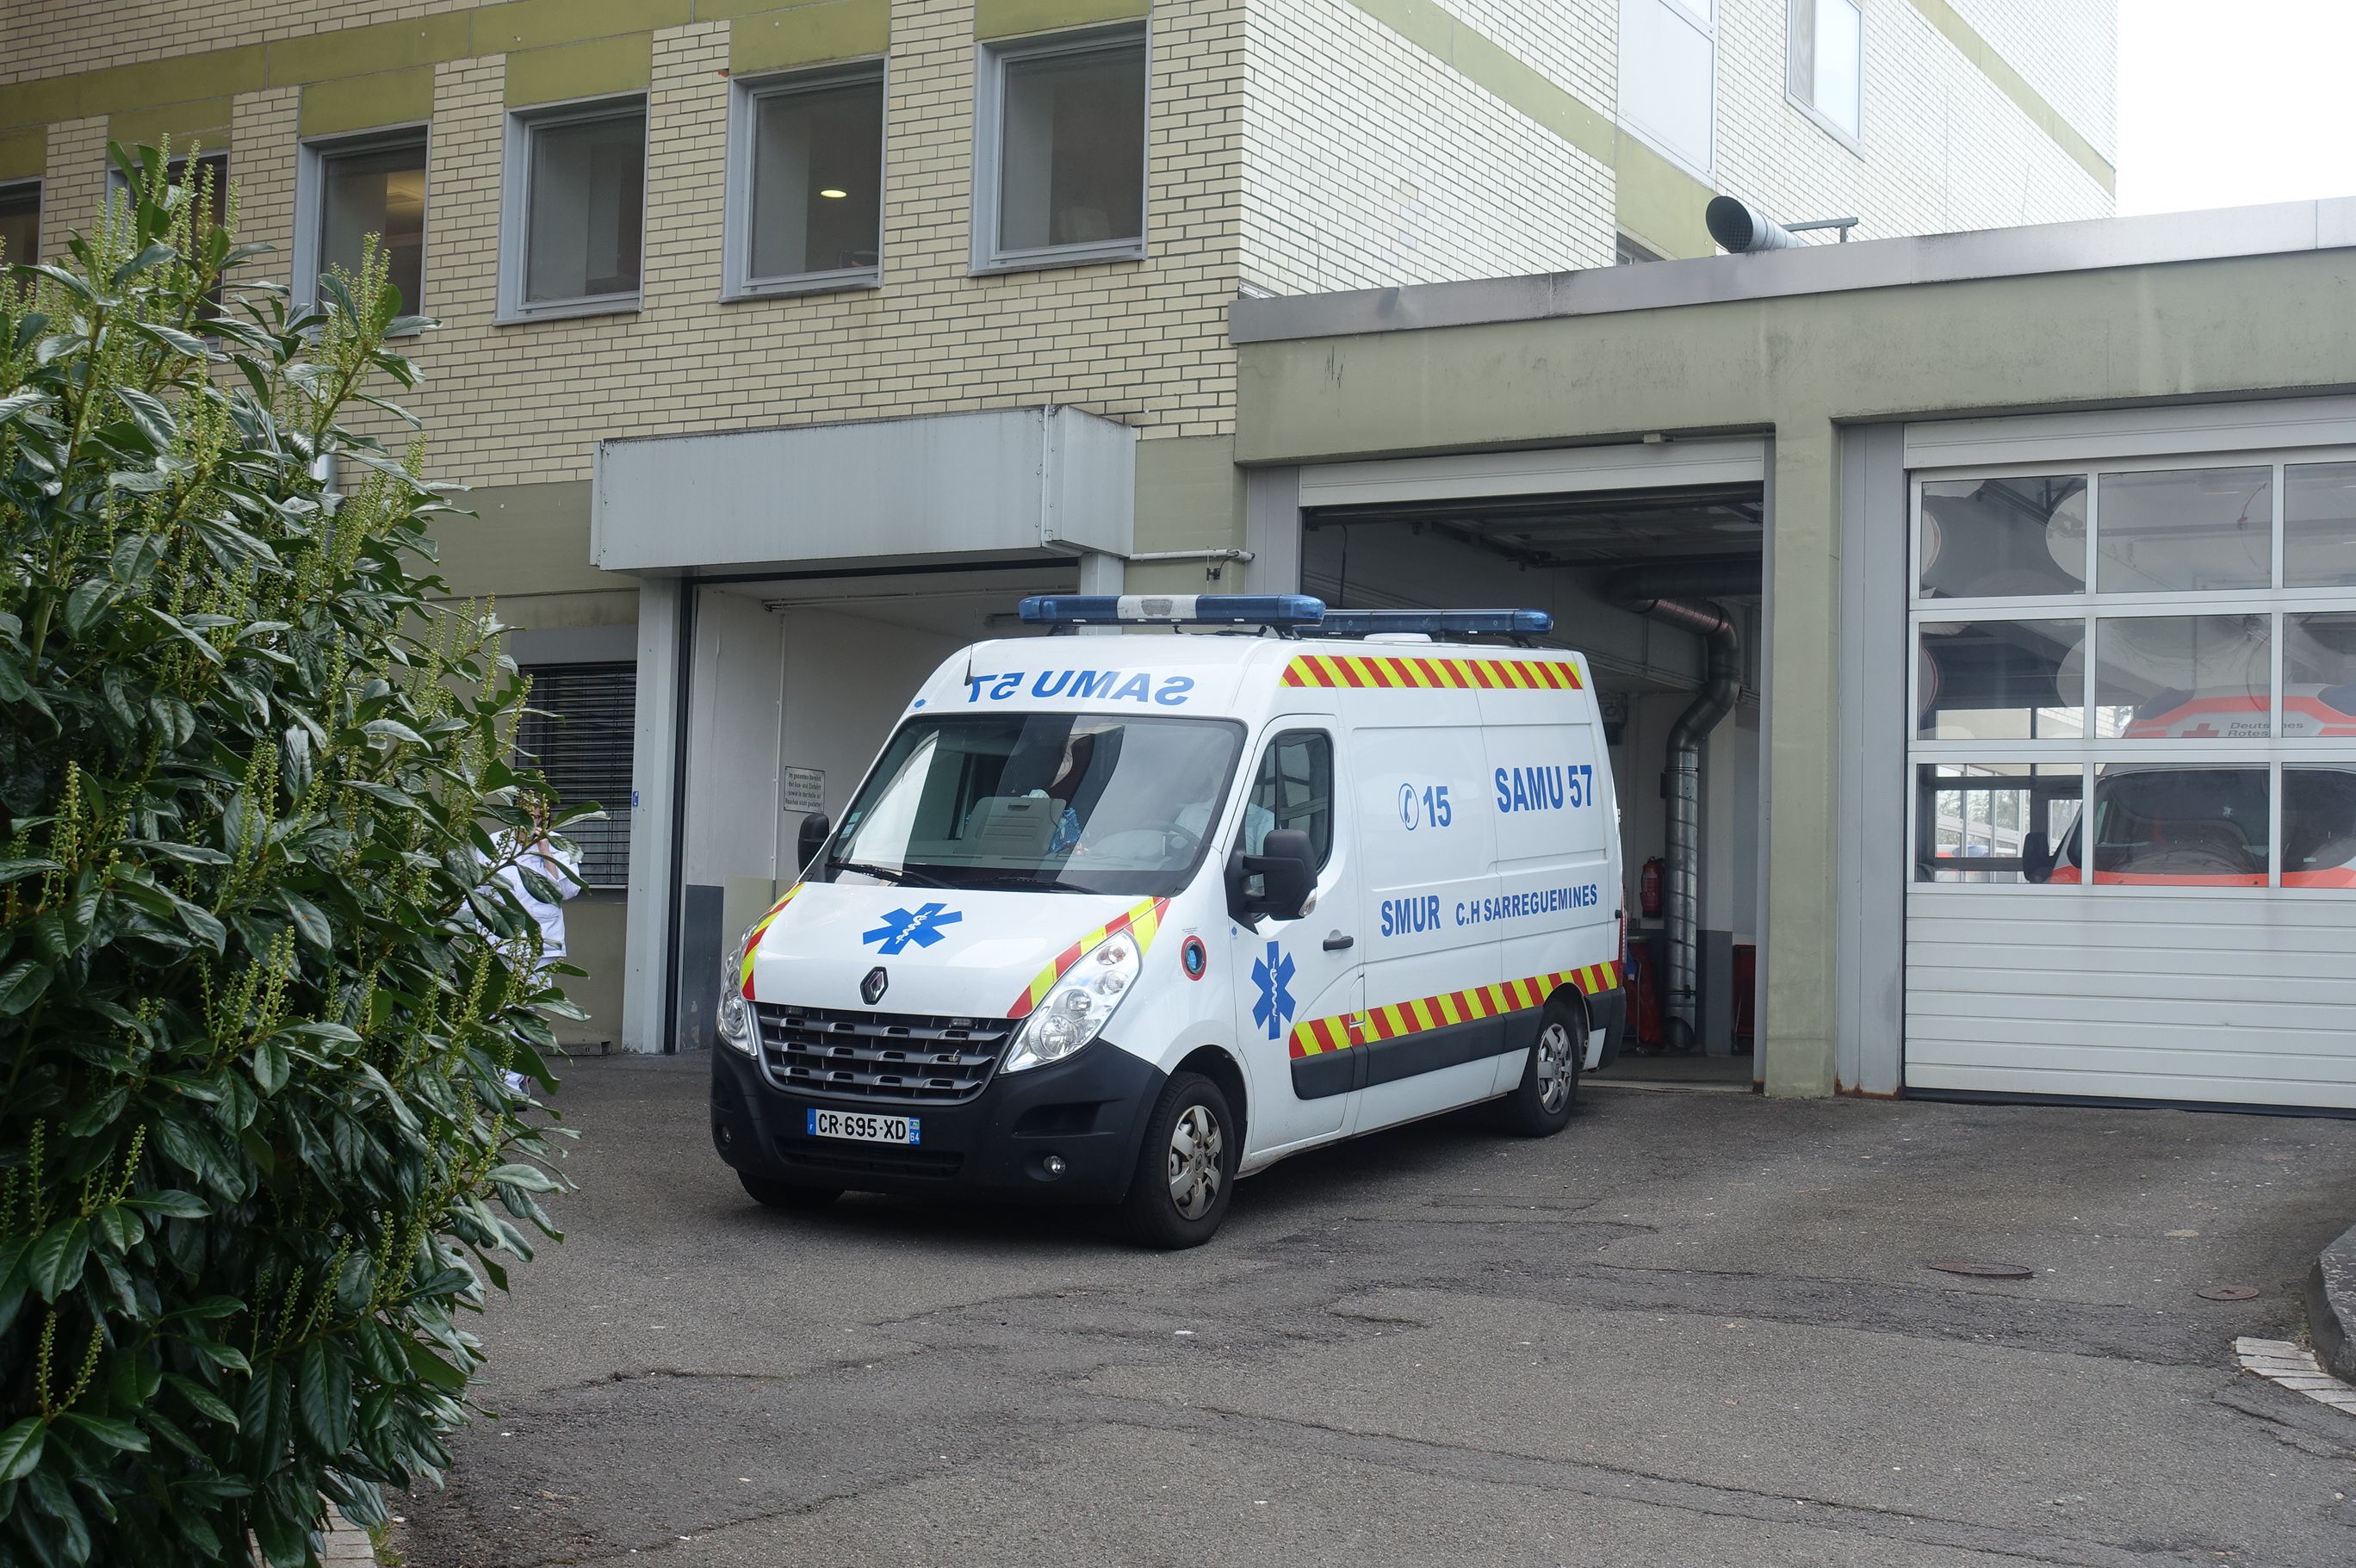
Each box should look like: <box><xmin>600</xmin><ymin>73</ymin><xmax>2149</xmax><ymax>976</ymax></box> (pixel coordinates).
<box><xmin>294</xmin><ymin>123</ymin><xmax>430</xmax><ymax>328</ymax></box>
<box><xmin>970</xmin><ymin>20</ymin><xmax>1150</xmax><ymax>276</ymax></box>
<box><xmin>1785</xmin><ymin>0</ymin><xmax>1866</xmax><ymax>152</ymax></box>
<box><xmin>0</xmin><ymin>177</ymin><xmax>41</xmax><ymax>266</ymax></box>
<box><xmin>498</xmin><ymin>93</ymin><xmax>649</xmax><ymax>325</ymax></box>
<box><xmin>1243</xmin><ymin>727</ymin><xmax>1337</xmax><ymax>873</ymax></box>
<box><xmin>1616</xmin><ymin>0</ymin><xmax>1717</xmax><ymax>182</ymax></box>
<box><xmin>722</xmin><ymin>59</ymin><xmax>890</xmax><ymax>301</ymax></box>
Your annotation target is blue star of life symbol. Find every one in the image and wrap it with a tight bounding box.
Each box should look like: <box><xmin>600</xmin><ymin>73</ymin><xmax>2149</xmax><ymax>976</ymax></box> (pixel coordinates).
<box><xmin>1250</xmin><ymin>940</ymin><xmax>1296</xmax><ymax>1041</ymax></box>
<box><xmin>862</xmin><ymin>902</ymin><xmax>964</xmax><ymax>955</ymax></box>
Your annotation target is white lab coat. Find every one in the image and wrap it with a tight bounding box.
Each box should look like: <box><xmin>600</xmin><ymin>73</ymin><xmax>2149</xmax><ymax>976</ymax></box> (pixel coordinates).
<box><xmin>490</xmin><ymin>836</ymin><xmax>581</xmax><ymax>963</ymax></box>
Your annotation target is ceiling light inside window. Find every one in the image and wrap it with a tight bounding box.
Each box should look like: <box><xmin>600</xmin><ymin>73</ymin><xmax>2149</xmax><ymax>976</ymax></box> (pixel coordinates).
<box><xmin>818</xmin><ymin>188</ymin><xmax>848</xmax><ymax>199</ymax></box>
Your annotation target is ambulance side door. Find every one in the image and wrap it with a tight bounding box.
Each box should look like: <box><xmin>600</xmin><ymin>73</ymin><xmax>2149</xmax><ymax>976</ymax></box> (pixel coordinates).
<box><xmin>1226</xmin><ymin>719</ymin><xmax>1360</xmax><ymax>1155</ymax></box>
<box><xmin>1352</xmin><ymin>688</ymin><xmax>1507</xmax><ymax>1132</ymax></box>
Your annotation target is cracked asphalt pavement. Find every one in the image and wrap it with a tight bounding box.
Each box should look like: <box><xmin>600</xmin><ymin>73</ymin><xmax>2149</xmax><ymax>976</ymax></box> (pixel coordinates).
<box><xmin>391</xmin><ymin>1055</ymin><xmax>2356</xmax><ymax>1567</ymax></box>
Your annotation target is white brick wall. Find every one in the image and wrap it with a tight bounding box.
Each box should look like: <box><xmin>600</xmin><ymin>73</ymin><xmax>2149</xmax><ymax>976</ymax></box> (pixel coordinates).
<box><xmin>1950</xmin><ymin>0</ymin><xmax>2115</xmax><ymax>160</ymax></box>
<box><xmin>1239</xmin><ymin>0</ymin><xmax>2113</xmax><ymax>295</ymax></box>
<box><xmin>1240</xmin><ymin>0</ymin><xmax>1615</xmax><ymax>296</ymax></box>
<box><xmin>1714</xmin><ymin>0</ymin><xmax>2111</xmax><ymax>244</ymax></box>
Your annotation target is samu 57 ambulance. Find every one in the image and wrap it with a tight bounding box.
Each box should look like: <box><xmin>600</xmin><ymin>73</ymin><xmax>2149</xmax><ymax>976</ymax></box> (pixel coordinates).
<box><xmin>709</xmin><ymin>594</ymin><xmax>1627</xmax><ymax>1247</ymax></box>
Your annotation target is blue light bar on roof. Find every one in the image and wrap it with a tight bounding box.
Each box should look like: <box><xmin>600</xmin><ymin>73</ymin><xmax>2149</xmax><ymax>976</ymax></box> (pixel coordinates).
<box><xmin>1313</xmin><ymin>609</ymin><xmax>1554</xmax><ymax>636</ymax></box>
<box><xmin>1018</xmin><ymin>593</ymin><xmax>1329</xmax><ymax>627</ymax></box>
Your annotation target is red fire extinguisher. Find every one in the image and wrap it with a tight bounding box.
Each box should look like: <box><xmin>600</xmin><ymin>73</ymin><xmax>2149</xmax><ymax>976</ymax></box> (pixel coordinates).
<box><xmin>1640</xmin><ymin>857</ymin><xmax>1665</xmax><ymax>919</ymax></box>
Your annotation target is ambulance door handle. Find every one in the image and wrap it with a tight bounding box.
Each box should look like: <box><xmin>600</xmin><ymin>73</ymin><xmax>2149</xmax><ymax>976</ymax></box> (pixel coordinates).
<box><xmin>1323</xmin><ymin>932</ymin><xmax>1355</xmax><ymax>951</ymax></box>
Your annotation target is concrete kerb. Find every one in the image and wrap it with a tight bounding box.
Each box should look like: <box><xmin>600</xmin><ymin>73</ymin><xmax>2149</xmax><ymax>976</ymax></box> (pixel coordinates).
<box><xmin>2306</xmin><ymin>1220</ymin><xmax>2356</xmax><ymax>1385</ymax></box>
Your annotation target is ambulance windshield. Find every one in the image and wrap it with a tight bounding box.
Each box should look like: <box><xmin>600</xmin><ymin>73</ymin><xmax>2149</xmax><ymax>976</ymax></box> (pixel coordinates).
<box><xmin>828</xmin><ymin>713</ymin><xmax>1245</xmax><ymax>896</ymax></box>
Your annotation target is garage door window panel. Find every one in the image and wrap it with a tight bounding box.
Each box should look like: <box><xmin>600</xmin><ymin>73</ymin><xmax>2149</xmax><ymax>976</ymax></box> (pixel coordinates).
<box><xmin>2284</xmin><ymin>768</ymin><xmax>2356</xmax><ymax>888</ymax></box>
<box><xmin>2094</xmin><ymin>466</ymin><xmax>2273</xmax><ymax>594</ymax></box>
<box><xmin>2084</xmin><ymin>765</ymin><xmax>2270</xmax><ymax>885</ymax></box>
<box><xmin>1914</xmin><ymin>618</ymin><xmax>2088</xmax><ymax>741</ymax></box>
<box><xmin>2093</xmin><ymin>615</ymin><xmax>2272</xmax><ymax>740</ymax></box>
<box><xmin>1913</xmin><ymin>763</ymin><xmax>2082</xmax><ymax>883</ymax></box>
<box><xmin>2282</xmin><ymin>611</ymin><xmax>2356</xmax><ymax>737</ymax></box>
<box><xmin>2285</xmin><ymin>462</ymin><xmax>2356</xmax><ymax>587</ymax></box>
<box><xmin>1918</xmin><ymin>475</ymin><xmax>2086</xmax><ymax>600</ymax></box>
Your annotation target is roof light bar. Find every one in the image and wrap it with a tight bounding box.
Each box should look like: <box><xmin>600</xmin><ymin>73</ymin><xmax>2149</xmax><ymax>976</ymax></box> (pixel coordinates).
<box><xmin>1018</xmin><ymin>593</ymin><xmax>1329</xmax><ymax>628</ymax></box>
<box><xmin>1311</xmin><ymin>609</ymin><xmax>1554</xmax><ymax>636</ymax></box>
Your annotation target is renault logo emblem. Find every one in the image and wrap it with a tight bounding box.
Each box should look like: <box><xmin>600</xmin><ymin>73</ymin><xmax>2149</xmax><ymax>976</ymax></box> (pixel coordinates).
<box><xmin>861</xmin><ymin>966</ymin><xmax>889</xmax><ymax>1006</ymax></box>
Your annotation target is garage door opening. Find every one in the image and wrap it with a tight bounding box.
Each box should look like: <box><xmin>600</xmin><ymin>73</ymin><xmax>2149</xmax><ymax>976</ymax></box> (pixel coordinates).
<box><xmin>667</xmin><ymin>561</ymin><xmax>1075</xmax><ymax>1051</ymax></box>
<box><xmin>1300</xmin><ymin>480</ymin><xmax>1767</xmax><ymax>1088</ymax></box>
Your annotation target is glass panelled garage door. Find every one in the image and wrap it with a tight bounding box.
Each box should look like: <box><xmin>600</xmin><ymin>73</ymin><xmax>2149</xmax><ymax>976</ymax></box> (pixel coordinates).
<box><xmin>1905</xmin><ymin>445</ymin><xmax>2356</xmax><ymax>1107</ymax></box>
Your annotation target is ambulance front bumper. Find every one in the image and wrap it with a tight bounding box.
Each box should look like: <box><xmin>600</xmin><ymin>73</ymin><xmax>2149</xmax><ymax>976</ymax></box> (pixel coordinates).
<box><xmin>710</xmin><ymin>1038</ymin><xmax>1163</xmax><ymax>1205</ymax></box>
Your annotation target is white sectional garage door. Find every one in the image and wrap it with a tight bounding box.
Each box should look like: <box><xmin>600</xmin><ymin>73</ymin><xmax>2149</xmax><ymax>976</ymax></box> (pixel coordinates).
<box><xmin>1902</xmin><ymin>403</ymin><xmax>2356</xmax><ymax>1109</ymax></box>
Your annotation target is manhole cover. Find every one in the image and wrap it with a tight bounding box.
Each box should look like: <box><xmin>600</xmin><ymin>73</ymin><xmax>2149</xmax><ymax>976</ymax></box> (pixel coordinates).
<box><xmin>2198</xmin><ymin>1286</ymin><xmax>2260</xmax><ymax>1302</ymax></box>
<box><xmin>1927</xmin><ymin>1261</ymin><xmax>2034</xmax><ymax>1279</ymax></box>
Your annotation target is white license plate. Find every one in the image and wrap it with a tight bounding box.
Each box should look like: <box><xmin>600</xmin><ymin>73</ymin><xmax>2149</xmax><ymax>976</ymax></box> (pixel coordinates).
<box><xmin>807</xmin><ymin>1108</ymin><xmax>921</xmax><ymax>1145</ymax></box>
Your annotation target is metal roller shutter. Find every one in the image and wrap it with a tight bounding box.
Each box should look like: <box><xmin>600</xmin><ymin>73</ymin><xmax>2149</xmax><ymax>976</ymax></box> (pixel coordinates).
<box><xmin>518</xmin><ymin>661</ymin><xmax>636</xmax><ymax>889</ymax></box>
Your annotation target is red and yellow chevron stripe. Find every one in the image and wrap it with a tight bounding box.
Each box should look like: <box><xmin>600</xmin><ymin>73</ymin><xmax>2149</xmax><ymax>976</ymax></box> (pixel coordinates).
<box><xmin>1280</xmin><ymin>653</ymin><xmax>1584</xmax><ymax>691</ymax></box>
<box><xmin>1008</xmin><ymin>897</ymin><xmax>1170</xmax><ymax>1019</ymax></box>
<box><xmin>738</xmin><ymin>883</ymin><xmax>805</xmax><ymax>1001</ymax></box>
<box><xmin>1287</xmin><ymin>959</ymin><xmax>1622</xmax><ymax>1060</ymax></box>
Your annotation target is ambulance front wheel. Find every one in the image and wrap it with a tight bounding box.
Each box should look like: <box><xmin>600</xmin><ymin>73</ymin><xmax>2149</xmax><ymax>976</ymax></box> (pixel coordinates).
<box><xmin>1504</xmin><ymin>1001</ymin><xmax>1584</xmax><ymax>1137</ymax></box>
<box><xmin>1121</xmin><ymin>1071</ymin><xmax>1237</xmax><ymax>1249</ymax></box>
<box><xmin>740</xmin><ymin>1173</ymin><xmax>843</xmax><ymax>1212</ymax></box>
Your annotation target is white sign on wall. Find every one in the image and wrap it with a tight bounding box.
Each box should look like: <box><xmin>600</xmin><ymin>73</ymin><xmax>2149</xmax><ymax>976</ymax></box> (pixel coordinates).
<box><xmin>781</xmin><ymin>767</ymin><xmax>825</xmax><ymax>815</ymax></box>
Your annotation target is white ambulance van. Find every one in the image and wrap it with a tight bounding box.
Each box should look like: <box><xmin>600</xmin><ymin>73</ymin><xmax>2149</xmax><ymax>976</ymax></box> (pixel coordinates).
<box><xmin>709</xmin><ymin>595</ymin><xmax>1627</xmax><ymax>1247</ymax></box>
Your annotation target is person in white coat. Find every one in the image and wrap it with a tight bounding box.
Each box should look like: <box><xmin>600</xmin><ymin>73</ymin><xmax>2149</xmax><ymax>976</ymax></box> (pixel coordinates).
<box><xmin>490</xmin><ymin>795</ymin><xmax>580</xmax><ymax>1090</ymax></box>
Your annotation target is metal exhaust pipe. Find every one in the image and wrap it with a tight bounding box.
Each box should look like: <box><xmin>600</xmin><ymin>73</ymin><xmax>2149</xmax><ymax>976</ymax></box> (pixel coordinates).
<box><xmin>1620</xmin><ymin>595</ymin><xmax>1741</xmax><ymax>1052</ymax></box>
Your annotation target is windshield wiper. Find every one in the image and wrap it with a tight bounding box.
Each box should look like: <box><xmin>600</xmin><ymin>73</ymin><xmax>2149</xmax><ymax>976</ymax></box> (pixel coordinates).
<box><xmin>831</xmin><ymin>859</ymin><xmax>952</xmax><ymax>889</ymax></box>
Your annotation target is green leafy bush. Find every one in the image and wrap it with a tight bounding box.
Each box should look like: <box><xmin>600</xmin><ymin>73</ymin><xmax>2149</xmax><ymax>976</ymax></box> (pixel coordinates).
<box><xmin>0</xmin><ymin>146</ymin><xmax>575</xmax><ymax>1565</ymax></box>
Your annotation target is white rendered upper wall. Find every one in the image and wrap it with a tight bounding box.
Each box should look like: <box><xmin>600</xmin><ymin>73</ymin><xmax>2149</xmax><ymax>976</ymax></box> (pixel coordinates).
<box><xmin>1241</xmin><ymin>0</ymin><xmax>2117</xmax><ymax>296</ymax></box>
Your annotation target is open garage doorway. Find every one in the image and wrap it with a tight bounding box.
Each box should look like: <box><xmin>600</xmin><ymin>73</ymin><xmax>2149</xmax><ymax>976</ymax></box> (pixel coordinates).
<box><xmin>666</xmin><ymin>561</ymin><xmax>1076</xmax><ymax>1051</ymax></box>
<box><xmin>1294</xmin><ymin>446</ymin><xmax>1769</xmax><ymax>1088</ymax></box>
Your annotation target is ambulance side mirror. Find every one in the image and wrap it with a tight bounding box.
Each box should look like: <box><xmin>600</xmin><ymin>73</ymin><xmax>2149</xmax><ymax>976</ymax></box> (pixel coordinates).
<box><xmin>797</xmin><ymin>811</ymin><xmax>832</xmax><ymax>873</ymax></box>
<box><xmin>1231</xmin><ymin>828</ymin><xmax>1316</xmax><ymax>923</ymax></box>
<box><xmin>2020</xmin><ymin>829</ymin><xmax>2054</xmax><ymax>884</ymax></box>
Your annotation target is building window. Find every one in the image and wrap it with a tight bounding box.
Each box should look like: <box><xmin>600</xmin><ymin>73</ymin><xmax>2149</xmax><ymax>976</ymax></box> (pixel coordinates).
<box><xmin>0</xmin><ymin>179</ymin><xmax>38</xmax><ymax>264</ymax></box>
<box><xmin>973</xmin><ymin>23</ymin><xmax>1147</xmax><ymax>273</ymax></box>
<box><xmin>1618</xmin><ymin>0</ymin><xmax>1714</xmax><ymax>177</ymax></box>
<box><xmin>1788</xmin><ymin>0</ymin><xmax>1863</xmax><ymax>143</ymax></box>
<box><xmin>296</xmin><ymin>128</ymin><xmax>427</xmax><ymax>320</ymax></box>
<box><xmin>726</xmin><ymin>64</ymin><xmax>885</xmax><ymax>298</ymax></box>
<box><xmin>1615</xmin><ymin>232</ymin><xmax>1665</xmax><ymax>265</ymax></box>
<box><xmin>500</xmin><ymin>98</ymin><xmax>646</xmax><ymax>321</ymax></box>
<box><xmin>517</xmin><ymin>661</ymin><xmax>637</xmax><ymax>889</ymax></box>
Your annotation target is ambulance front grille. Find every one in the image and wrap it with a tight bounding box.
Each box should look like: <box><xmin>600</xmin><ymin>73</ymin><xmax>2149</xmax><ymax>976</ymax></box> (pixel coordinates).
<box><xmin>752</xmin><ymin>1004</ymin><xmax>1013</xmax><ymax>1103</ymax></box>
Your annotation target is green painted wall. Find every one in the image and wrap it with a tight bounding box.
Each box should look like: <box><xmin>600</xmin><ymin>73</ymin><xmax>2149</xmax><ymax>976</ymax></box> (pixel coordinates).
<box><xmin>730</xmin><ymin>0</ymin><xmax>891</xmax><ymax>75</ymax></box>
<box><xmin>1235</xmin><ymin>249</ymin><xmax>2356</xmax><ymax>1094</ymax></box>
<box><xmin>973</xmin><ymin>0</ymin><xmax>1150</xmax><ymax>43</ymax></box>
<box><xmin>1127</xmin><ymin>433</ymin><xmax>1249</xmax><ymax>594</ymax></box>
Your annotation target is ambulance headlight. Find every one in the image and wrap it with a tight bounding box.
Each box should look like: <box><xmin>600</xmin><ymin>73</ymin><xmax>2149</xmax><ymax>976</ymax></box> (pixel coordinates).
<box><xmin>717</xmin><ymin>935</ymin><xmax>757</xmax><ymax>1056</ymax></box>
<box><xmin>1005</xmin><ymin>933</ymin><xmax>1141</xmax><ymax>1072</ymax></box>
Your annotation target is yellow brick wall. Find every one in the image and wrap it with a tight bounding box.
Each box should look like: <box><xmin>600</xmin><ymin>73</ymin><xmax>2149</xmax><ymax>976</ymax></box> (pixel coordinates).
<box><xmin>15</xmin><ymin>0</ymin><xmax>1243</xmax><ymax>490</ymax></box>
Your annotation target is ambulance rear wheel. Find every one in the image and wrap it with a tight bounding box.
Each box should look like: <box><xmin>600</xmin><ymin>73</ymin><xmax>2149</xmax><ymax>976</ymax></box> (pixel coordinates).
<box><xmin>1121</xmin><ymin>1071</ymin><xmax>1236</xmax><ymax>1249</ymax></box>
<box><xmin>1504</xmin><ymin>1002</ymin><xmax>1584</xmax><ymax>1137</ymax></box>
<box><xmin>740</xmin><ymin>1173</ymin><xmax>842</xmax><ymax>1212</ymax></box>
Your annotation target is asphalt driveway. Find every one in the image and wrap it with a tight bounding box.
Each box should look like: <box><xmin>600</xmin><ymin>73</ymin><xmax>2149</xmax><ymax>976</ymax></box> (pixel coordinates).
<box><xmin>391</xmin><ymin>1055</ymin><xmax>2356</xmax><ymax>1567</ymax></box>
